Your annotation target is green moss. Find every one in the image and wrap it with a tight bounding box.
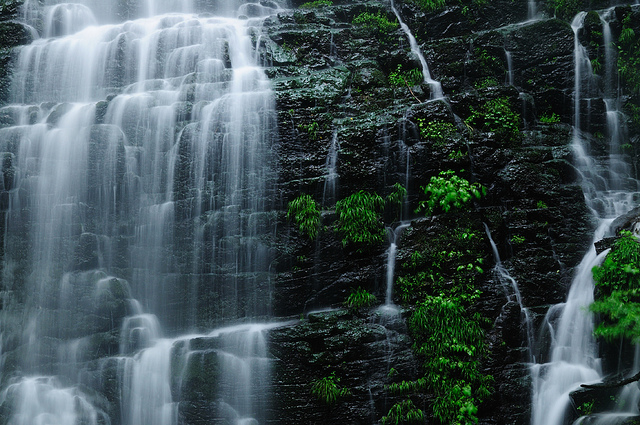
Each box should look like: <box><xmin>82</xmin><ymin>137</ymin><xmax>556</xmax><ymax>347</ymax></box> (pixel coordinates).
<box><xmin>299</xmin><ymin>0</ymin><xmax>332</xmax><ymax>8</ymax></box>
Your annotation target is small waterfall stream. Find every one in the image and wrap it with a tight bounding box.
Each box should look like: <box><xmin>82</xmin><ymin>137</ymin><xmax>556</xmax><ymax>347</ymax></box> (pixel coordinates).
<box><xmin>389</xmin><ymin>0</ymin><xmax>443</xmax><ymax>100</ymax></box>
<box><xmin>531</xmin><ymin>9</ymin><xmax>640</xmax><ymax>425</ymax></box>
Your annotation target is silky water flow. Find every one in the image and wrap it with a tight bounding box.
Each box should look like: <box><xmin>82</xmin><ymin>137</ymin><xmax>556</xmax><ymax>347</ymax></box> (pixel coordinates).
<box><xmin>0</xmin><ymin>0</ymin><xmax>288</xmax><ymax>424</ymax></box>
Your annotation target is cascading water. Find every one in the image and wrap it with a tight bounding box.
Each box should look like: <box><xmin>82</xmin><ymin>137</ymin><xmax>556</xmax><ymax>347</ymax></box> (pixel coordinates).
<box><xmin>530</xmin><ymin>9</ymin><xmax>640</xmax><ymax>425</ymax></box>
<box><xmin>484</xmin><ymin>224</ymin><xmax>535</xmax><ymax>361</ymax></box>
<box><xmin>0</xmin><ymin>0</ymin><xmax>285</xmax><ymax>423</ymax></box>
<box><xmin>389</xmin><ymin>0</ymin><xmax>443</xmax><ymax>100</ymax></box>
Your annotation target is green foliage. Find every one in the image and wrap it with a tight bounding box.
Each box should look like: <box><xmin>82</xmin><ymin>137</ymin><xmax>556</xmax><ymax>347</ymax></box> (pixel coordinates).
<box><xmin>511</xmin><ymin>234</ymin><xmax>525</xmax><ymax>244</ymax></box>
<box><xmin>389</xmin><ymin>218</ymin><xmax>491</xmax><ymax>425</ymax></box>
<box><xmin>474</xmin><ymin>77</ymin><xmax>499</xmax><ymax>89</ymax></box>
<box><xmin>405</xmin><ymin>295</ymin><xmax>492</xmax><ymax>424</ymax></box>
<box><xmin>464</xmin><ymin>97</ymin><xmax>521</xmax><ymax>138</ymax></box>
<box><xmin>335</xmin><ymin>190</ymin><xmax>385</xmax><ymax>247</ymax></box>
<box><xmin>287</xmin><ymin>194</ymin><xmax>320</xmax><ymax>240</ymax></box>
<box><xmin>385</xmin><ymin>183</ymin><xmax>408</xmax><ymax>219</ymax></box>
<box><xmin>617</xmin><ymin>14</ymin><xmax>640</xmax><ymax>94</ymax></box>
<box><xmin>344</xmin><ymin>287</ymin><xmax>377</xmax><ymax>311</ymax></box>
<box><xmin>536</xmin><ymin>200</ymin><xmax>548</xmax><ymax>209</ymax></box>
<box><xmin>416</xmin><ymin>170</ymin><xmax>486</xmax><ymax>216</ymax></box>
<box><xmin>591</xmin><ymin>231</ymin><xmax>640</xmax><ymax>342</ymax></box>
<box><xmin>311</xmin><ymin>372</ymin><xmax>351</xmax><ymax>405</ymax></box>
<box><xmin>539</xmin><ymin>112</ymin><xmax>560</xmax><ymax>123</ymax></box>
<box><xmin>389</xmin><ymin>64</ymin><xmax>423</xmax><ymax>88</ymax></box>
<box><xmin>416</xmin><ymin>119</ymin><xmax>457</xmax><ymax>145</ymax></box>
<box><xmin>353</xmin><ymin>11</ymin><xmax>398</xmax><ymax>37</ymax></box>
<box><xmin>382</xmin><ymin>400</ymin><xmax>425</xmax><ymax>425</ymax></box>
<box><xmin>577</xmin><ymin>400</ymin><xmax>594</xmax><ymax>416</ymax></box>
<box><xmin>407</xmin><ymin>0</ymin><xmax>445</xmax><ymax>12</ymax></box>
<box><xmin>300</xmin><ymin>121</ymin><xmax>320</xmax><ymax>141</ymax></box>
<box><xmin>299</xmin><ymin>0</ymin><xmax>332</xmax><ymax>8</ymax></box>
<box><xmin>546</xmin><ymin>0</ymin><xmax>581</xmax><ymax>20</ymax></box>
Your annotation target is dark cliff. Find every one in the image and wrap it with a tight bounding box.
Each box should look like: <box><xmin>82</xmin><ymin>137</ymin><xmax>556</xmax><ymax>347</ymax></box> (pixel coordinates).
<box><xmin>0</xmin><ymin>0</ymin><xmax>638</xmax><ymax>424</ymax></box>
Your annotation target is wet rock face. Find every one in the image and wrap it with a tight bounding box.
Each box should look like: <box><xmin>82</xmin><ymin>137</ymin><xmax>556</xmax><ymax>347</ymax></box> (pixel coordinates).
<box><xmin>268</xmin><ymin>310</ymin><xmax>421</xmax><ymax>425</ymax></box>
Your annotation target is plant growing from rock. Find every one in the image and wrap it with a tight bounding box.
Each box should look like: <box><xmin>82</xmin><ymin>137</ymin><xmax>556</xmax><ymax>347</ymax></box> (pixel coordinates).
<box><xmin>299</xmin><ymin>0</ymin><xmax>332</xmax><ymax>8</ymax></box>
<box><xmin>416</xmin><ymin>119</ymin><xmax>457</xmax><ymax>146</ymax></box>
<box><xmin>335</xmin><ymin>190</ymin><xmax>385</xmax><ymax>247</ymax></box>
<box><xmin>382</xmin><ymin>399</ymin><xmax>424</xmax><ymax>424</ymax></box>
<box><xmin>352</xmin><ymin>11</ymin><xmax>398</xmax><ymax>43</ymax></box>
<box><xmin>389</xmin><ymin>64</ymin><xmax>423</xmax><ymax>101</ymax></box>
<box><xmin>591</xmin><ymin>230</ymin><xmax>640</xmax><ymax>342</ymax></box>
<box><xmin>464</xmin><ymin>97</ymin><xmax>521</xmax><ymax>140</ymax></box>
<box><xmin>343</xmin><ymin>287</ymin><xmax>377</xmax><ymax>312</ymax></box>
<box><xmin>617</xmin><ymin>12</ymin><xmax>640</xmax><ymax>94</ymax></box>
<box><xmin>310</xmin><ymin>372</ymin><xmax>351</xmax><ymax>405</ymax></box>
<box><xmin>416</xmin><ymin>170</ymin><xmax>485</xmax><ymax>216</ymax></box>
<box><xmin>287</xmin><ymin>193</ymin><xmax>320</xmax><ymax>240</ymax></box>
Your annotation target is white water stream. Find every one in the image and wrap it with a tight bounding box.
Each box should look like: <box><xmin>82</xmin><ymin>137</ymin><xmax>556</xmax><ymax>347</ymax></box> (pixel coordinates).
<box><xmin>0</xmin><ymin>0</ymin><xmax>284</xmax><ymax>423</ymax></box>
<box><xmin>530</xmin><ymin>9</ymin><xmax>640</xmax><ymax>425</ymax></box>
<box><xmin>389</xmin><ymin>0</ymin><xmax>443</xmax><ymax>100</ymax></box>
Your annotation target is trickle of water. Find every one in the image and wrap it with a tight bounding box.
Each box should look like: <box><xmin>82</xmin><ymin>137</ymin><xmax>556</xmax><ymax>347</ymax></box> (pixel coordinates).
<box><xmin>483</xmin><ymin>224</ymin><xmax>535</xmax><ymax>361</ymax></box>
<box><xmin>530</xmin><ymin>10</ymin><xmax>640</xmax><ymax>425</ymax></box>
<box><xmin>323</xmin><ymin>129</ymin><xmax>340</xmax><ymax>206</ymax></box>
<box><xmin>389</xmin><ymin>0</ymin><xmax>443</xmax><ymax>100</ymax></box>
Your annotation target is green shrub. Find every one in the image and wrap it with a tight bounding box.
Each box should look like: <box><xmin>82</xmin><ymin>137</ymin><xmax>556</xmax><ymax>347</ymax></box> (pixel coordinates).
<box><xmin>416</xmin><ymin>170</ymin><xmax>485</xmax><ymax>216</ymax></box>
<box><xmin>353</xmin><ymin>11</ymin><xmax>398</xmax><ymax>37</ymax></box>
<box><xmin>311</xmin><ymin>372</ymin><xmax>351</xmax><ymax>405</ymax></box>
<box><xmin>344</xmin><ymin>287</ymin><xmax>377</xmax><ymax>311</ymax></box>
<box><xmin>382</xmin><ymin>399</ymin><xmax>424</xmax><ymax>424</ymax></box>
<box><xmin>617</xmin><ymin>14</ymin><xmax>640</xmax><ymax>94</ymax></box>
<box><xmin>335</xmin><ymin>190</ymin><xmax>385</xmax><ymax>247</ymax></box>
<box><xmin>299</xmin><ymin>0</ymin><xmax>332</xmax><ymax>8</ymax></box>
<box><xmin>591</xmin><ymin>230</ymin><xmax>640</xmax><ymax>342</ymax></box>
<box><xmin>389</xmin><ymin>64</ymin><xmax>423</xmax><ymax>88</ymax></box>
<box><xmin>287</xmin><ymin>194</ymin><xmax>320</xmax><ymax>240</ymax></box>
<box><xmin>416</xmin><ymin>119</ymin><xmax>457</xmax><ymax>145</ymax></box>
<box><xmin>546</xmin><ymin>0</ymin><xmax>581</xmax><ymax>20</ymax></box>
<box><xmin>464</xmin><ymin>97</ymin><xmax>521</xmax><ymax>138</ymax></box>
<box><xmin>407</xmin><ymin>0</ymin><xmax>446</xmax><ymax>12</ymax></box>
<box><xmin>539</xmin><ymin>112</ymin><xmax>560</xmax><ymax>123</ymax></box>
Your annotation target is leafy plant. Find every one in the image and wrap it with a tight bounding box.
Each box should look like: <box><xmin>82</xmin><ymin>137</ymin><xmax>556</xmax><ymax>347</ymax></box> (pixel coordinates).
<box><xmin>382</xmin><ymin>399</ymin><xmax>425</xmax><ymax>424</ymax></box>
<box><xmin>344</xmin><ymin>287</ymin><xmax>377</xmax><ymax>311</ymax></box>
<box><xmin>299</xmin><ymin>0</ymin><xmax>332</xmax><ymax>8</ymax></box>
<box><xmin>416</xmin><ymin>119</ymin><xmax>457</xmax><ymax>146</ymax></box>
<box><xmin>464</xmin><ymin>97</ymin><xmax>521</xmax><ymax>139</ymax></box>
<box><xmin>311</xmin><ymin>372</ymin><xmax>351</xmax><ymax>405</ymax></box>
<box><xmin>546</xmin><ymin>0</ymin><xmax>581</xmax><ymax>20</ymax></box>
<box><xmin>335</xmin><ymin>190</ymin><xmax>385</xmax><ymax>247</ymax></box>
<box><xmin>287</xmin><ymin>194</ymin><xmax>320</xmax><ymax>240</ymax></box>
<box><xmin>389</xmin><ymin>218</ymin><xmax>491</xmax><ymax>425</ymax></box>
<box><xmin>617</xmin><ymin>13</ymin><xmax>640</xmax><ymax>94</ymax></box>
<box><xmin>300</xmin><ymin>121</ymin><xmax>320</xmax><ymax>141</ymax></box>
<box><xmin>536</xmin><ymin>200</ymin><xmax>548</xmax><ymax>209</ymax></box>
<box><xmin>577</xmin><ymin>400</ymin><xmax>594</xmax><ymax>416</ymax></box>
<box><xmin>591</xmin><ymin>231</ymin><xmax>640</xmax><ymax>342</ymax></box>
<box><xmin>539</xmin><ymin>112</ymin><xmax>560</xmax><ymax>124</ymax></box>
<box><xmin>353</xmin><ymin>11</ymin><xmax>398</xmax><ymax>39</ymax></box>
<box><xmin>511</xmin><ymin>234</ymin><xmax>525</xmax><ymax>244</ymax></box>
<box><xmin>416</xmin><ymin>170</ymin><xmax>486</xmax><ymax>216</ymax></box>
<box><xmin>389</xmin><ymin>65</ymin><xmax>423</xmax><ymax>87</ymax></box>
<box><xmin>385</xmin><ymin>183</ymin><xmax>408</xmax><ymax>219</ymax></box>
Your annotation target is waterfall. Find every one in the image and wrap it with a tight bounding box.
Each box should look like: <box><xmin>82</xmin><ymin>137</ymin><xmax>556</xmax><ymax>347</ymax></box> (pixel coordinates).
<box><xmin>0</xmin><ymin>0</ymin><xmax>284</xmax><ymax>423</ymax></box>
<box><xmin>389</xmin><ymin>0</ymin><xmax>443</xmax><ymax>100</ymax></box>
<box><xmin>484</xmin><ymin>224</ymin><xmax>535</xmax><ymax>361</ymax></box>
<box><xmin>530</xmin><ymin>10</ymin><xmax>640</xmax><ymax>425</ymax></box>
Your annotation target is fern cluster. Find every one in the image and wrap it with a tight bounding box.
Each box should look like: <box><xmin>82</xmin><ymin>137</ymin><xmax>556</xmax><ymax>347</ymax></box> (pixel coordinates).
<box><xmin>417</xmin><ymin>170</ymin><xmax>485</xmax><ymax>216</ymax></box>
<box><xmin>311</xmin><ymin>372</ymin><xmax>351</xmax><ymax>405</ymax></box>
<box><xmin>287</xmin><ymin>193</ymin><xmax>320</xmax><ymax>240</ymax></box>
<box><xmin>591</xmin><ymin>230</ymin><xmax>640</xmax><ymax>342</ymax></box>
